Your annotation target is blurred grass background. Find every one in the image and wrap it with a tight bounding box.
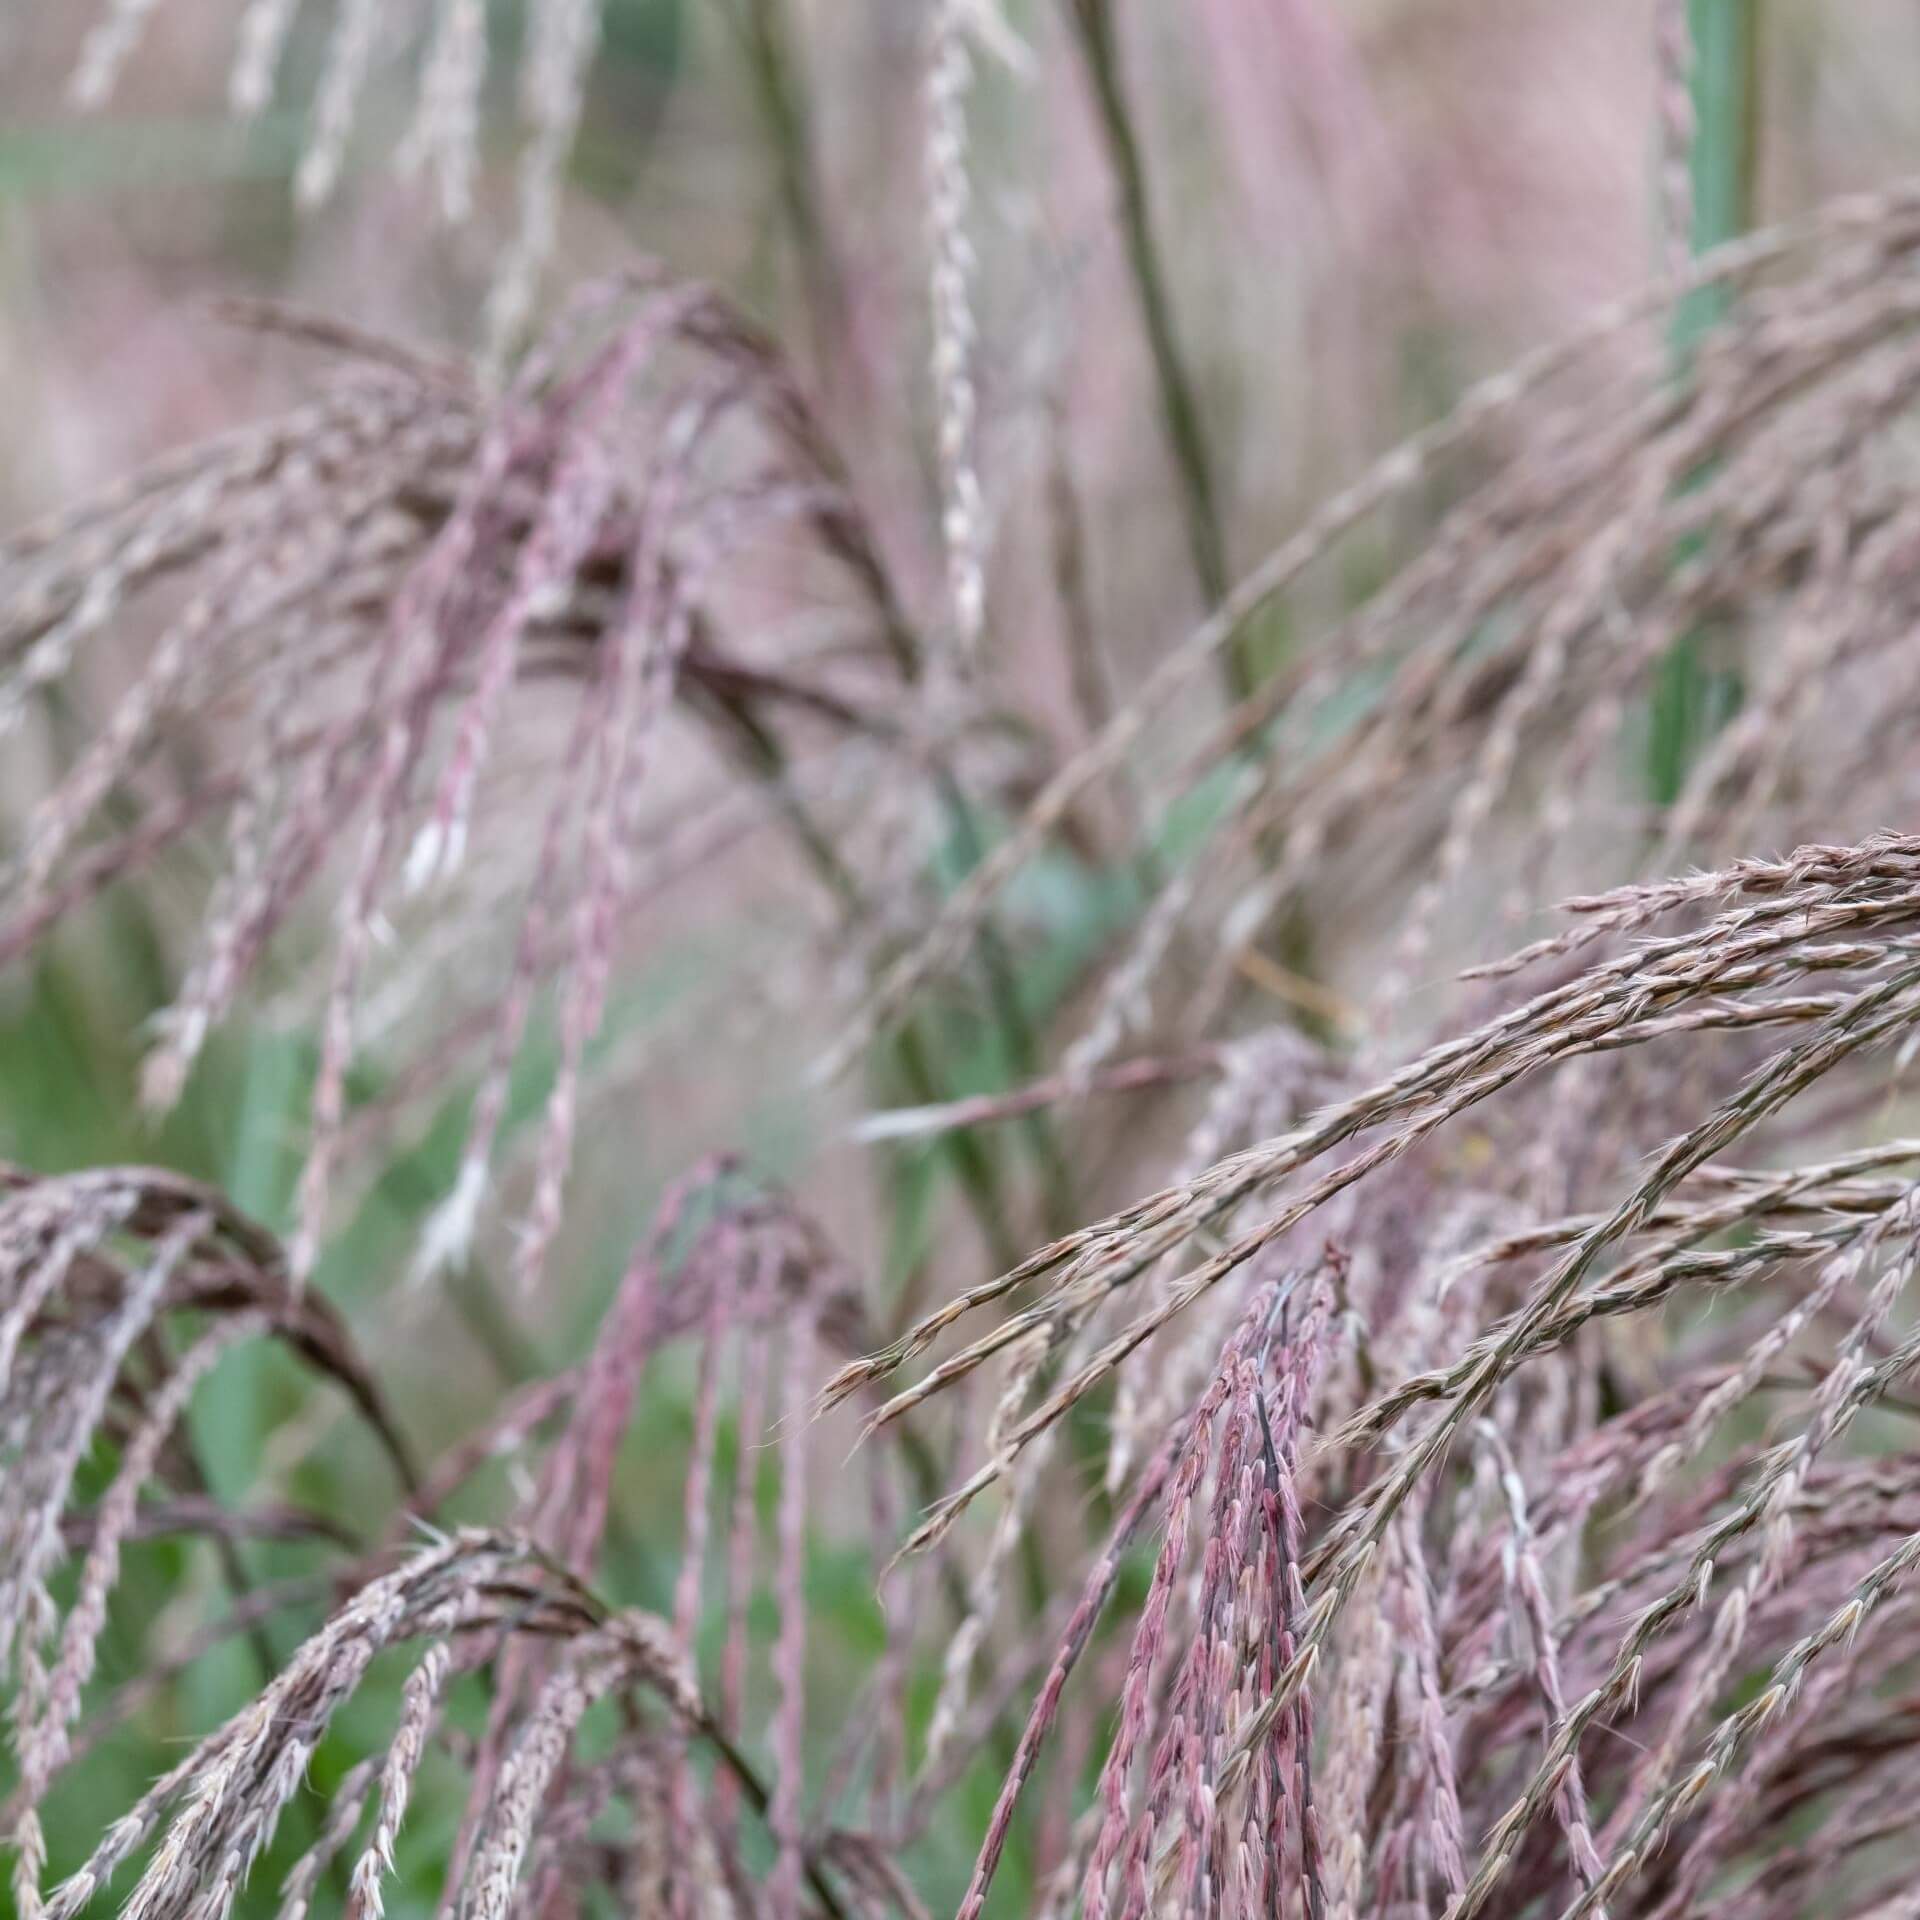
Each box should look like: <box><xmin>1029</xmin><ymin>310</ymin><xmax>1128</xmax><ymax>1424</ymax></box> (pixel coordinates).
<box><xmin>1</xmin><ymin>2</ymin><xmax>1916</xmax><ymax>1913</ymax></box>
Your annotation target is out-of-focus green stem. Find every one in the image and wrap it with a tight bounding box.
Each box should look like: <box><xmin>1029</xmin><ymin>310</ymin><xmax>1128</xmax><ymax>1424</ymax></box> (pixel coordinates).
<box><xmin>729</xmin><ymin>0</ymin><xmax>850</xmax><ymax>377</ymax></box>
<box><xmin>1062</xmin><ymin>0</ymin><xmax>1244</xmax><ymax>694</ymax></box>
<box><xmin>1650</xmin><ymin>0</ymin><xmax>1760</xmax><ymax>804</ymax></box>
<box><xmin>1673</xmin><ymin>0</ymin><xmax>1761</xmax><ymax>365</ymax></box>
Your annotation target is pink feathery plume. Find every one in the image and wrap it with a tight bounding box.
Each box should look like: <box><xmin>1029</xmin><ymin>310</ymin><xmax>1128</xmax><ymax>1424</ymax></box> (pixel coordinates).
<box><xmin>766</xmin><ymin>1303</ymin><xmax>816</xmax><ymax>1920</ymax></box>
<box><xmin>291</xmin><ymin>304</ymin><xmax>611</xmax><ymax>1286</ymax></box>
<box><xmin>512</xmin><ymin>383</ymin><xmax>735</xmax><ymax>1295</ymax></box>
<box><xmin>715</xmin><ymin>1255</ymin><xmax>775</xmax><ymax>1839</ymax></box>
<box><xmin>1080</xmin><ymin>1280</ymin><xmax>1302</xmax><ymax>1920</ymax></box>
<box><xmin>956</xmin><ymin>1422</ymin><xmax>1187</xmax><ymax>1920</ymax></box>
<box><xmin>443</xmin><ymin>1157</ymin><xmax>733</xmax><ymax>1914</ymax></box>
<box><xmin>1246</xmin><ymin>1306</ymin><xmax>1324</xmax><ymax>1919</ymax></box>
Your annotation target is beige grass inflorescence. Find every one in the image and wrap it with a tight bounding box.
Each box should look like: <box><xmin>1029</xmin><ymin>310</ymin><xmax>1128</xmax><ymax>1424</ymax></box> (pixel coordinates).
<box><xmin>16</xmin><ymin>5</ymin><xmax>1920</xmax><ymax>1919</ymax></box>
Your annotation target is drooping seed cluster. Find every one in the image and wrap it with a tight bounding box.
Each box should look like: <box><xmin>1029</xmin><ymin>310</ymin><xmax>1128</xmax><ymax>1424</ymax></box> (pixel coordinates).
<box><xmin>829</xmin><ymin>828</ymin><xmax>1920</xmax><ymax>1917</ymax></box>
<box><xmin>0</xmin><ymin>281</ymin><xmax>1009</xmax><ymax>1302</ymax></box>
<box><xmin>1</xmin><ymin>1163</ymin><xmax>919</xmax><ymax>1920</ymax></box>
<box><xmin>0</xmin><ymin>1167</ymin><xmax>408</xmax><ymax>1920</ymax></box>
